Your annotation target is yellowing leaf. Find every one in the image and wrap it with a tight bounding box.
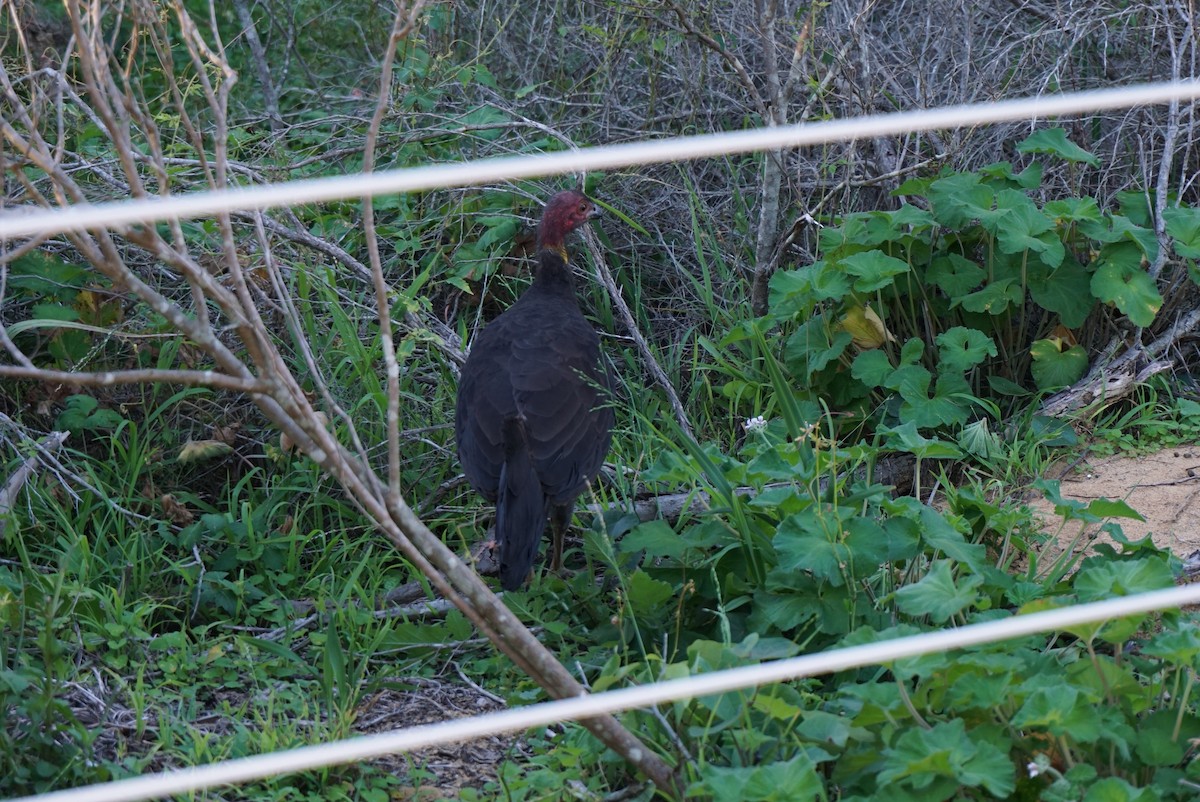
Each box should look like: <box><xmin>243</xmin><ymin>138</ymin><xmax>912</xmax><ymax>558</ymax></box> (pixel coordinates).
<box><xmin>178</xmin><ymin>439</ymin><xmax>234</xmax><ymax>462</ymax></box>
<box><xmin>840</xmin><ymin>304</ymin><xmax>896</xmax><ymax>350</ymax></box>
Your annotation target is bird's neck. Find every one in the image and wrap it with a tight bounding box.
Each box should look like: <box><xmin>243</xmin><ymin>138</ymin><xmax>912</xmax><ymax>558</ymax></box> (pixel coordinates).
<box><xmin>532</xmin><ymin>247</ymin><xmax>576</xmax><ymax>295</ymax></box>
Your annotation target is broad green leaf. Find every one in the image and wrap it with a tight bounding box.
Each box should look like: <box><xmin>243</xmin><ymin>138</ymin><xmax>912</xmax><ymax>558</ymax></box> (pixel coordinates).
<box><xmin>915</xmin><ymin>506</ymin><xmax>985</xmax><ymax>570</ymax></box>
<box><xmin>769</xmin><ymin>260</ymin><xmax>853</xmax><ymax>315</ymax></box>
<box><xmin>978</xmin><ymin>160</ymin><xmax>1043</xmax><ymax>189</ymax></box>
<box><xmin>1012</xmin><ymin>683</ymin><xmax>1104</xmax><ymax>740</ymax></box>
<box><xmin>894</xmin><ymin>560</ymin><xmax>983</xmax><ymax>623</ymax></box>
<box><xmin>927</xmin><ymin>253</ymin><xmax>985</xmax><ymax>296</ymax></box>
<box><xmin>1178</xmin><ymin>397</ymin><xmax>1200</xmax><ymax>419</ymax></box>
<box><xmin>1116</xmin><ymin>190</ymin><xmax>1153</xmax><ymax>226</ymax></box>
<box><xmin>1081</xmin><ymin>215</ymin><xmax>1159</xmax><ymax>260</ymax></box>
<box><xmin>843</xmin><ymin>516</ymin><xmax>893</xmax><ymax>568</ymax></box>
<box><xmin>1029</xmin><ymin>338</ymin><xmax>1088</xmax><ymax>390</ymax></box>
<box><xmin>1143</xmin><ymin>621</ymin><xmax>1200</xmax><ymax>665</ymax></box>
<box><xmin>841</xmin><ymin>250</ymin><xmax>911</xmax><ymax>293</ymax></box>
<box><xmin>877</xmin><ymin>718</ymin><xmax>1015</xmax><ymax>797</ymax></box>
<box><xmin>1084</xmin><ymin>498</ymin><xmax>1145</xmax><ymax>521</ymax></box>
<box><xmin>1016</xmin><ymin>128</ymin><xmax>1100</xmax><ymax>166</ymax></box>
<box><xmin>957</xmin><ymin>419</ymin><xmax>1004</xmax><ymax>462</ymax></box>
<box><xmin>774</xmin><ymin>507</ymin><xmax>853</xmax><ymax>585</ymax></box>
<box><xmin>992</xmin><ymin>189</ymin><xmax>1061</xmax><ymax>266</ymax></box>
<box><xmin>1090</xmin><ymin>248</ymin><xmax>1162</xmax><ymax>327</ymax></box>
<box><xmin>955</xmin><ymin>278</ymin><xmax>1022</xmax><ymax>314</ymax></box>
<box><xmin>1027</xmin><ymin>254</ymin><xmax>1094</xmax><ymax>328</ymax></box>
<box><xmin>935</xmin><ymin>327</ymin><xmax>997</xmax><ymax>373</ymax></box>
<box><xmin>928</xmin><ymin>173</ymin><xmax>1003</xmax><ymax>229</ymax></box>
<box><xmin>1135</xmin><ymin>709</ymin><xmax>1200</xmax><ymax>766</ymax></box>
<box><xmin>785</xmin><ymin>317</ymin><xmax>853</xmax><ymax>378</ymax></box>
<box><xmin>1164</xmin><ymin>205</ymin><xmax>1200</xmax><ymax>258</ymax></box>
<box><xmin>700</xmin><ymin>754</ymin><xmax>822</xmax><ymax>801</ymax></box>
<box><xmin>888</xmin><ymin>204</ymin><xmax>935</xmax><ymax>230</ymax></box>
<box><xmin>1074</xmin><ymin>556</ymin><xmax>1173</xmax><ymax>602</ymax></box>
<box><xmin>880</xmin><ymin>423</ymin><xmax>964</xmax><ymax>460</ymax></box>
<box><xmin>1082</xmin><ymin>777</ymin><xmax>1161</xmax><ymax>802</ymax></box>
<box><xmin>797</xmin><ymin>709</ymin><xmax>854</xmax><ymax>748</ymax></box>
<box><xmin>900</xmin><ymin>379</ymin><xmax>970</xmax><ymax>429</ymax></box>
<box><xmin>835</xmin><ymin>211</ymin><xmax>908</xmax><ymax>247</ymax></box>
<box><xmin>628</xmin><ymin>569</ymin><xmax>676</xmax><ymax>614</ymax></box>
<box><xmin>850</xmin><ymin>349</ymin><xmax>894</xmax><ymax>387</ymax></box>
<box><xmin>1045</xmin><ymin>196</ymin><xmax>1103</xmax><ymax>224</ymax></box>
<box><xmin>618</xmin><ymin>519</ymin><xmax>686</xmax><ymax>559</ymax></box>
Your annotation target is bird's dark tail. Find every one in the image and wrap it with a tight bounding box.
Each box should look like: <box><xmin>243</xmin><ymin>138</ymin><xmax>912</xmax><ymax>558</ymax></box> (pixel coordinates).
<box><xmin>496</xmin><ymin>417</ymin><xmax>545</xmax><ymax>591</ymax></box>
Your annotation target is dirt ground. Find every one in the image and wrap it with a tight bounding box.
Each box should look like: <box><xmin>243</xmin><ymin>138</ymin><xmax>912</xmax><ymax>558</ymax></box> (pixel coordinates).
<box><xmin>1030</xmin><ymin>446</ymin><xmax>1200</xmax><ymax>566</ymax></box>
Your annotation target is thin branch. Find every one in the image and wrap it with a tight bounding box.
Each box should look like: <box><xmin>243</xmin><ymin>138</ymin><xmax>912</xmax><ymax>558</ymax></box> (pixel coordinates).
<box><xmin>0</xmin><ymin>365</ymin><xmax>269</xmax><ymax>393</ymax></box>
<box><xmin>583</xmin><ymin>230</ymin><xmax>694</xmax><ymax>440</ymax></box>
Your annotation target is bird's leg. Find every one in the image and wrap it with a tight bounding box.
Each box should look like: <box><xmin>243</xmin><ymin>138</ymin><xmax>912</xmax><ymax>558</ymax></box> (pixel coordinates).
<box><xmin>548</xmin><ymin>503</ymin><xmax>573</xmax><ymax>577</ymax></box>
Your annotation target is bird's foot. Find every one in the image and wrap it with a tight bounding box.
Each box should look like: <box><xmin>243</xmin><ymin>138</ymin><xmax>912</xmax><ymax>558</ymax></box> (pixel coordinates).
<box><xmin>470</xmin><ymin>535</ymin><xmax>500</xmax><ymax>576</ymax></box>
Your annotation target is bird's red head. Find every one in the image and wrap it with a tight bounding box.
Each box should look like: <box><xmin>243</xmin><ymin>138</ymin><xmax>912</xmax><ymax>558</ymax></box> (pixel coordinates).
<box><xmin>536</xmin><ymin>189</ymin><xmax>599</xmax><ymax>255</ymax></box>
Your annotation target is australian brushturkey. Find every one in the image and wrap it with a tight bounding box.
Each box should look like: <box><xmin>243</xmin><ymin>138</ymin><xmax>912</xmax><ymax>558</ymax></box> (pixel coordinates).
<box><xmin>454</xmin><ymin>189</ymin><xmax>614</xmax><ymax>590</ymax></box>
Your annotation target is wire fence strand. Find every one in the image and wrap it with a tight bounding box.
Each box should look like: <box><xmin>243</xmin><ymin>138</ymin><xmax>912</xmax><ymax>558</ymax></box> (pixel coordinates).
<box><xmin>8</xmin><ymin>584</ymin><xmax>1200</xmax><ymax>802</ymax></box>
<box><xmin>2</xmin><ymin>81</ymin><xmax>1199</xmax><ymax>239</ymax></box>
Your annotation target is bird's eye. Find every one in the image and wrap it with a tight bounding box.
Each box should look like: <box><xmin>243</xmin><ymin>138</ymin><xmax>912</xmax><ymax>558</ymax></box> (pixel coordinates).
<box><xmin>579</xmin><ymin>203</ymin><xmax>588</xmax><ymax>213</ymax></box>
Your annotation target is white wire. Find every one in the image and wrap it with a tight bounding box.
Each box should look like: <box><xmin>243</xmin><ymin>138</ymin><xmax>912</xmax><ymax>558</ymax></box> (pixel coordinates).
<box><xmin>9</xmin><ymin>583</ymin><xmax>1200</xmax><ymax>802</ymax></box>
<box><xmin>2</xmin><ymin>80</ymin><xmax>1199</xmax><ymax>239</ymax></box>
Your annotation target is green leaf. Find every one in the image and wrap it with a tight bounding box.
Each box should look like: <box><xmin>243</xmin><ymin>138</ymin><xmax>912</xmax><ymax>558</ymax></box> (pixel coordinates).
<box><xmin>1045</xmin><ymin>196</ymin><xmax>1104</xmax><ymax>224</ymax></box>
<box><xmin>955</xmin><ymin>278</ymin><xmax>1022</xmax><ymax>315</ymax></box>
<box><xmin>935</xmin><ymin>327</ymin><xmax>997</xmax><ymax>373</ymax></box>
<box><xmin>700</xmin><ymin>754</ymin><xmax>822</xmax><ymax>801</ymax></box>
<box><xmin>894</xmin><ymin>561</ymin><xmax>983</xmax><ymax>623</ymax></box>
<box><xmin>774</xmin><ymin>507</ymin><xmax>853</xmax><ymax>585</ymax></box>
<box><xmin>878</xmin><ymin>718</ymin><xmax>1015</xmax><ymax>797</ymax></box>
<box><xmin>1074</xmin><ymin>556</ymin><xmax>1173</xmax><ymax>602</ymax></box>
<box><xmin>888</xmin><ymin>204</ymin><xmax>935</xmax><ymax>230</ymax></box>
<box><xmin>768</xmin><ymin>259</ymin><xmax>856</xmax><ymax>313</ymax></box>
<box><xmin>1090</xmin><ymin>247</ymin><xmax>1162</xmax><ymax>327</ymax></box>
<box><xmin>1136</xmin><ymin>709</ymin><xmax>1200</xmax><ymax>766</ymax></box>
<box><xmin>1081</xmin><ymin>215</ymin><xmax>1159</xmax><ymax>260</ymax></box>
<box><xmin>1143</xmin><ymin>620</ymin><xmax>1200</xmax><ymax>665</ymax></box>
<box><xmin>1083</xmin><ymin>498</ymin><xmax>1145</xmax><ymax>521</ymax></box>
<box><xmin>618</xmin><ymin>520</ymin><xmax>686</xmax><ymax>559</ymax></box>
<box><xmin>1027</xmin><ymin>254</ymin><xmax>1094</xmax><ymax>328</ymax></box>
<box><xmin>1016</xmin><ymin>128</ymin><xmax>1100</xmax><ymax>166</ymax></box>
<box><xmin>914</xmin><ymin>503</ymin><xmax>986</xmax><ymax>570</ymax></box>
<box><xmin>992</xmin><ymin>189</ymin><xmax>1062</xmax><ymax>266</ymax></box>
<box><xmin>851</xmin><ymin>348</ymin><xmax>895</xmax><ymax>387</ymax></box>
<box><xmin>626</xmin><ymin>570</ymin><xmax>675</xmax><ymax>616</ymax></box>
<box><xmin>1082</xmin><ymin>777</ymin><xmax>1161</xmax><ymax>802</ymax></box>
<box><xmin>1012</xmin><ymin>682</ymin><xmax>1103</xmax><ymax>740</ymax></box>
<box><xmin>928</xmin><ymin>173</ymin><xmax>1001</xmax><ymax>229</ymax></box>
<box><xmin>841</xmin><ymin>250</ymin><xmax>911</xmax><ymax>293</ymax></box>
<box><xmin>927</xmin><ymin>253</ymin><xmax>985</xmax><ymax>296</ymax></box>
<box><xmin>958</xmin><ymin>419</ymin><xmax>1004</xmax><ymax>462</ymax></box>
<box><xmin>1029</xmin><ymin>338</ymin><xmax>1088</xmax><ymax>391</ymax></box>
<box><xmin>785</xmin><ymin>317</ymin><xmax>853</xmax><ymax>378</ymax></box>
<box><xmin>880</xmin><ymin>423</ymin><xmax>964</xmax><ymax>460</ymax></box>
<box><xmin>1164</xmin><ymin>206</ymin><xmax>1200</xmax><ymax>258</ymax></box>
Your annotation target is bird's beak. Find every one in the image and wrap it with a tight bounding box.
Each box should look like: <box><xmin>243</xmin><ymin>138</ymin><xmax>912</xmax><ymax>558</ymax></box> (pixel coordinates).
<box><xmin>588</xmin><ymin>204</ymin><xmax>603</xmax><ymax>220</ymax></box>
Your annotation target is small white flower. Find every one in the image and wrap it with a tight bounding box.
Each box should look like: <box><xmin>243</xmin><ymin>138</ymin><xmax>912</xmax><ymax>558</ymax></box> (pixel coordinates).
<box><xmin>744</xmin><ymin>415</ymin><xmax>767</xmax><ymax>433</ymax></box>
<box><xmin>1026</xmin><ymin>761</ymin><xmax>1039</xmax><ymax>778</ymax></box>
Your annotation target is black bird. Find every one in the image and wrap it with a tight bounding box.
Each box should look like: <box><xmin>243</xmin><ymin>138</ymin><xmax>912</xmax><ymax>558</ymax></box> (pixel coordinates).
<box><xmin>455</xmin><ymin>190</ymin><xmax>614</xmax><ymax>590</ymax></box>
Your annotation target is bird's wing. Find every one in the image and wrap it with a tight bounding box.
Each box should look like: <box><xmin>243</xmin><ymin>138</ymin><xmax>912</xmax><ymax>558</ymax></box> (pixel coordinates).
<box><xmin>454</xmin><ymin>318</ymin><xmax>522</xmax><ymax>501</ymax></box>
<box><xmin>509</xmin><ymin>311</ymin><xmax>614</xmax><ymax>504</ymax></box>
